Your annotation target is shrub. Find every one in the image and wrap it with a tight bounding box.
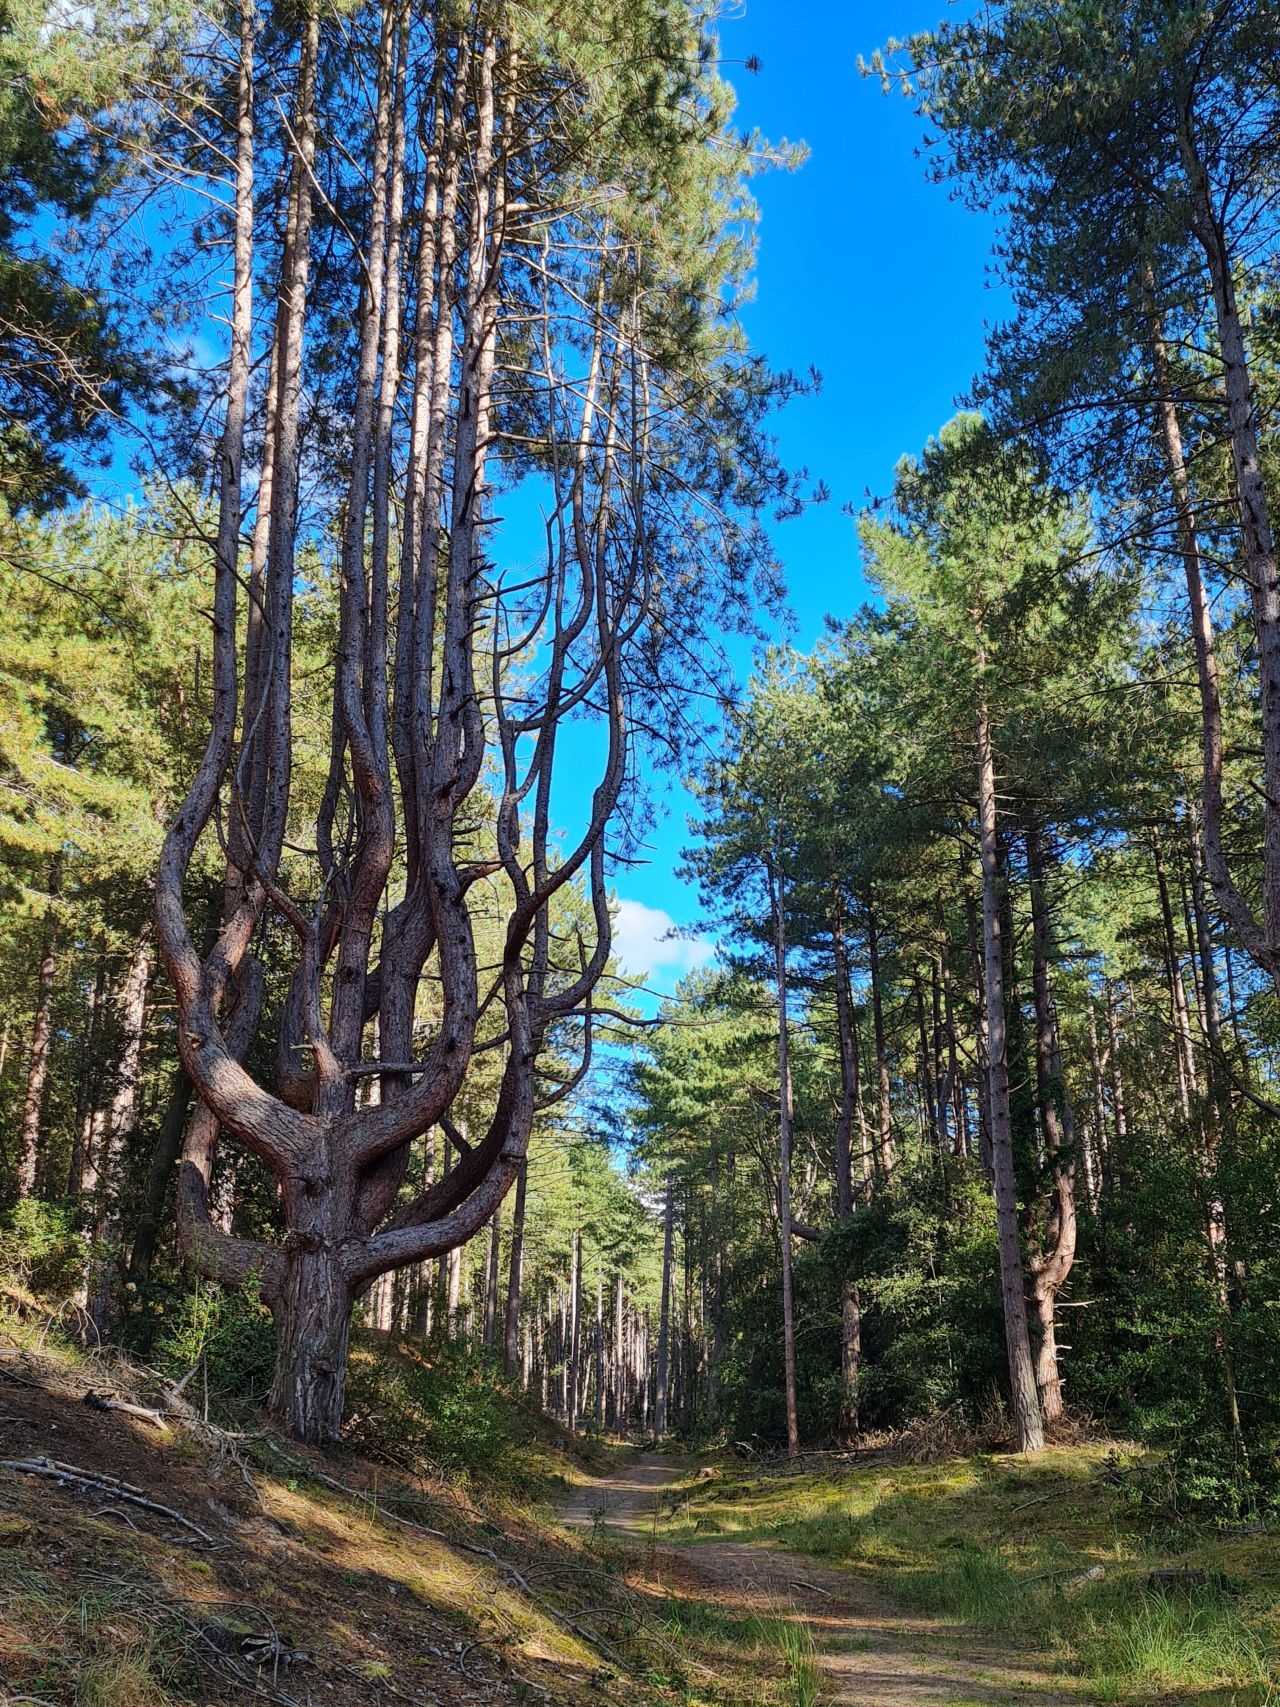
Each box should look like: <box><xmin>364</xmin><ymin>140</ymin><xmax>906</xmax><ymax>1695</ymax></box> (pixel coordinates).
<box><xmin>154</xmin><ymin>1275</ymin><xmax>275</xmax><ymax>1414</ymax></box>
<box><xmin>343</xmin><ymin>1340</ymin><xmax>511</xmax><ymax>1477</ymax></box>
<box><xmin>0</xmin><ymin>1198</ymin><xmax>88</xmax><ymax>1296</ymax></box>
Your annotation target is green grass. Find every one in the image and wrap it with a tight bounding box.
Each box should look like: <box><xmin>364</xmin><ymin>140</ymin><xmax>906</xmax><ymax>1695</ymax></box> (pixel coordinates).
<box><xmin>662</xmin><ymin>1446</ymin><xmax>1280</xmax><ymax>1703</ymax></box>
<box><xmin>651</xmin><ymin>1596</ymin><xmax>825</xmax><ymax>1705</ymax></box>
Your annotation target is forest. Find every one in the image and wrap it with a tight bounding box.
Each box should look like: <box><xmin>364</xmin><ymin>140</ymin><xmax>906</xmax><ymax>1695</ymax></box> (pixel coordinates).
<box><xmin>4</xmin><ymin>0</ymin><xmax>1280</xmax><ymax>1703</ymax></box>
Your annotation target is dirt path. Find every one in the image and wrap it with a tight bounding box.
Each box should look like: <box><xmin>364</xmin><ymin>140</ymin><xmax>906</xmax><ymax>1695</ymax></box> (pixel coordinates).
<box><xmin>562</xmin><ymin>1454</ymin><xmax>1084</xmax><ymax>1706</ymax></box>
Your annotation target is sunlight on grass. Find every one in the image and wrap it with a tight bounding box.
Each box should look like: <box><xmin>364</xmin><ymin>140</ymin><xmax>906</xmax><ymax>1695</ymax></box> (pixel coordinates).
<box><xmin>664</xmin><ymin>1446</ymin><xmax>1280</xmax><ymax>1703</ymax></box>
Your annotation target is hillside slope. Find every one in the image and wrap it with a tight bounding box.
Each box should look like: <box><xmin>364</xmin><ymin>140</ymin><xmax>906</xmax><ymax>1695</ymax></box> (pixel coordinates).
<box><xmin>0</xmin><ymin>1312</ymin><xmax>653</xmax><ymax>1707</ymax></box>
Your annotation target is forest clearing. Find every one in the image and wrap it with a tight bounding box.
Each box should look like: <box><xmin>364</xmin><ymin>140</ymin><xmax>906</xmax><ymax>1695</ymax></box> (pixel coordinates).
<box><xmin>5</xmin><ymin>0</ymin><xmax>1280</xmax><ymax>1699</ymax></box>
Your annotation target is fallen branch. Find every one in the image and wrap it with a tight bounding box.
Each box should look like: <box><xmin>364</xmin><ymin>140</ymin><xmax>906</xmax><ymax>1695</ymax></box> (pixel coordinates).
<box><xmin>3</xmin><ymin>1455</ymin><xmax>217</xmax><ymax>1546</ymax></box>
<box><xmin>84</xmin><ymin>1389</ymin><xmax>170</xmax><ymax>1430</ymax></box>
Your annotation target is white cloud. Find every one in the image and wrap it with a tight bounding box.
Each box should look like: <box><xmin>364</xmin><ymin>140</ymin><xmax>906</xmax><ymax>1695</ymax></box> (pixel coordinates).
<box><xmin>612</xmin><ymin>897</ymin><xmax>715</xmax><ymax>980</ymax></box>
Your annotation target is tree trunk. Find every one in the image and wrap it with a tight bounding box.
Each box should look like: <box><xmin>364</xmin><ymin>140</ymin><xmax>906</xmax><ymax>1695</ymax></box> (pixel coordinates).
<box><xmin>867</xmin><ymin>898</ymin><xmax>895</xmax><ymax>1183</ymax></box>
<box><xmin>964</xmin><ymin>887</ymin><xmax>994</xmax><ymax>1181</ymax></box>
<box><xmin>769</xmin><ymin>858</ymin><xmax>801</xmax><ymax>1459</ymax></box>
<box><xmin>594</xmin><ymin>1265</ymin><xmax>604</xmax><ymax>1431</ymax></box>
<box><xmin>502</xmin><ymin>1156</ymin><xmax>527</xmax><ymax>1372</ymax></box>
<box><xmin>68</xmin><ymin>948</ymin><xmax>107</xmax><ymax>1199</ymax></box>
<box><xmin>1177</xmin><ymin>143</ymin><xmax>1280</xmax><ymax>990</ymax></box>
<box><xmin>1105</xmin><ymin>983</ymin><xmax>1128</xmax><ymax>1146</ymax></box>
<box><xmin>655</xmin><ymin>1172</ymin><xmax>674</xmax><ymax>1436</ymax></box>
<box><xmin>611</xmin><ymin>1269</ymin><xmax>624</xmax><ymax>1428</ymax></box>
<box><xmin>89</xmin><ymin>922</ymin><xmax>154</xmax><ymax>1333</ymax></box>
<box><xmin>483</xmin><ymin>1203</ymin><xmax>501</xmax><ymax>1348</ymax></box>
<box><xmin>1153</xmin><ymin>829</ymin><xmax>1198</xmax><ymax>1120</ymax></box>
<box><xmin>567</xmin><ymin>1227</ymin><xmax>581</xmax><ymax>1432</ymax></box>
<box><xmin>976</xmin><ymin>682</ymin><xmax>1044</xmax><ymax>1453</ymax></box>
<box><xmin>270</xmin><ymin>1241</ymin><xmax>351</xmax><ymax>1442</ymax></box>
<box><xmin>832</xmin><ymin>902</ymin><xmax>861</xmax><ymax>1439</ymax></box>
<box><xmin>16</xmin><ymin>855</ymin><xmax>61</xmax><ymax>1198</ymax></box>
<box><xmin>127</xmin><ymin>1068</ymin><xmax>194</xmax><ymax>1284</ymax></box>
<box><xmin>1025</xmin><ymin>822</ymin><xmax>1077</xmax><ymax>1427</ymax></box>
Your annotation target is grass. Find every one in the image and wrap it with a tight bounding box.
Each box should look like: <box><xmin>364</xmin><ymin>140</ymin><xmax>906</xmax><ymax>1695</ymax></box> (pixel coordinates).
<box><xmin>652</xmin><ymin>1597</ymin><xmax>824</xmax><ymax>1706</ymax></box>
<box><xmin>661</xmin><ymin>1446</ymin><xmax>1280</xmax><ymax>1703</ymax></box>
<box><xmin>0</xmin><ymin>1290</ymin><xmax>833</xmax><ymax>1707</ymax></box>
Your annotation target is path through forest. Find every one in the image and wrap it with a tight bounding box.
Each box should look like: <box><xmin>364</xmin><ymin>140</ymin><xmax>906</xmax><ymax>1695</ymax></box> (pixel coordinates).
<box><xmin>562</xmin><ymin>1455</ymin><xmax>1082</xmax><ymax>1705</ymax></box>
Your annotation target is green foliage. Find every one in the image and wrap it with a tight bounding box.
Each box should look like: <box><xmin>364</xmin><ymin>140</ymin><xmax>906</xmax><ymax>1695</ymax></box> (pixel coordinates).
<box><xmin>0</xmin><ymin>0</ymin><xmax>164</xmax><ymax>510</ymax></box>
<box><xmin>343</xmin><ymin>1341</ymin><xmax>512</xmax><ymax>1477</ymax></box>
<box><xmin>0</xmin><ymin>1196</ymin><xmax>87</xmax><ymax>1295</ymax></box>
<box><xmin>154</xmin><ymin>1275</ymin><xmax>276</xmax><ymax>1411</ymax></box>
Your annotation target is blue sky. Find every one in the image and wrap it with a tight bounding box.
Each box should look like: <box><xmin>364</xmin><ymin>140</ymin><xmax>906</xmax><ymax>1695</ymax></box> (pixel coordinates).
<box><xmin>78</xmin><ymin>0</ymin><xmax>1006</xmax><ymax>1004</ymax></box>
<box><xmin>606</xmin><ymin>0</ymin><xmax>1011</xmax><ymax>996</ymax></box>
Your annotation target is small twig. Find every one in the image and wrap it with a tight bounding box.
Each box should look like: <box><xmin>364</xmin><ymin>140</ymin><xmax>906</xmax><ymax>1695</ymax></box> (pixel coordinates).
<box><xmin>790</xmin><ymin>1578</ymin><xmax>835</xmax><ymax>1598</ymax></box>
<box><xmin>88</xmin><ymin>1503</ymin><xmax>142</xmax><ymax>1532</ymax></box>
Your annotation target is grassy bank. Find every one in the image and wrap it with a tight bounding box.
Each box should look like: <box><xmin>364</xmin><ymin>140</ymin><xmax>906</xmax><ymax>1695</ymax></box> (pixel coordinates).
<box><xmin>0</xmin><ymin>1286</ymin><xmax>817</xmax><ymax>1707</ymax></box>
<box><xmin>657</xmin><ymin>1445</ymin><xmax>1280</xmax><ymax>1704</ymax></box>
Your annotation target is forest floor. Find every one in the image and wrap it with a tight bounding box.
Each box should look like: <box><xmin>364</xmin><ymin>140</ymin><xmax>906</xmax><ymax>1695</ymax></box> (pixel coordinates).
<box><xmin>3</xmin><ymin>1292</ymin><xmax>1277</xmax><ymax>1707</ymax></box>
<box><xmin>0</xmin><ymin>1297</ymin><xmax>855</xmax><ymax>1707</ymax></box>
<box><xmin>561</xmin><ymin>1449</ymin><xmax>1280</xmax><ymax>1706</ymax></box>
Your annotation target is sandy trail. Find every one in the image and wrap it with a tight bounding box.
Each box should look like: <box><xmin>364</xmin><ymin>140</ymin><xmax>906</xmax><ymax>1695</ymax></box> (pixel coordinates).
<box><xmin>562</xmin><ymin>1453</ymin><xmax>1083</xmax><ymax>1706</ymax></box>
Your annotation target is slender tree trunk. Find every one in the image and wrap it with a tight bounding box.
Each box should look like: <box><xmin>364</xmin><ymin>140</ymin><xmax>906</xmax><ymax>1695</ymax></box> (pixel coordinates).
<box><xmin>16</xmin><ymin>854</ymin><xmax>61</xmax><ymax>1198</ymax></box>
<box><xmin>483</xmin><ymin>1203</ymin><xmax>501</xmax><ymax>1348</ymax></box>
<box><xmin>867</xmin><ymin>898</ymin><xmax>895</xmax><ymax>1183</ymax></box>
<box><xmin>655</xmin><ymin>1172</ymin><xmax>674</xmax><ymax>1436</ymax></box>
<box><xmin>1143</xmin><ymin>281</ymin><xmax>1266</xmax><ymax>979</ymax></box>
<box><xmin>768</xmin><ymin>858</ymin><xmax>801</xmax><ymax>1458</ymax></box>
<box><xmin>914</xmin><ymin>972</ymin><xmax>939</xmax><ymax>1151</ymax></box>
<box><xmin>594</xmin><ymin>1264</ymin><xmax>604</xmax><ymax>1431</ymax></box>
<box><xmin>1153</xmin><ymin>830</ymin><xmax>1198</xmax><ymax>1120</ymax></box>
<box><xmin>127</xmin><ymin>1068</ymin><xmax>194</xmax><ymax>1284</ymax></box>
<box><xmin>89</xmin><ymin>922</ymin><xmax>153</xmax><ymax>1333</ymax></box>
<box><xmin>832</xmin><ymin>902</ymin><xmax>861</xmax><ymax>1440</ymax></box>
<box><xmin>964</xmin><ymin>887</ymin><xmax>994</xmax><ymax>1181</ymax></box>
<box><xmin>1025</xmin><ymin>823</ymin><xmax>1078</xmax><ymax>1426</ymax></box>
<box><xmin>502</xmin><ymin>1156</ymin><xmax>527</xmax><ymax>1372</ymax></box>
<box><xmin>976</xmin><ymin>679</ymin><xmax>1044</xmax><ymax>1453</ymax></box>
<box><xmin>1105</xmin><ymin>982</ymin><xmax>1128</xmax><ymax>1147</ymax></box>
<box><xmin>1083</xmin><ymin>995</ymin><xmax>1105</xmax><ymax>1212</ymax></box>
<box><xmin>68</xmin><ymin>949</ymin><xmax>107</xmax><ymax>1199</ymax></box>
<box><xmin>567</xmin><ymin>1227</ymin><xmax>581</xmax><ymax>1431</ymax></box>
<box><xmin>611</xmin><ymin>1269</ymin><xmax>624</xmax><ymax>1429</ymax></box>
<box><xmin>1177</xmin><ymin>146</ymin><xmax>1280</xmax><ymax>991</ymax></box>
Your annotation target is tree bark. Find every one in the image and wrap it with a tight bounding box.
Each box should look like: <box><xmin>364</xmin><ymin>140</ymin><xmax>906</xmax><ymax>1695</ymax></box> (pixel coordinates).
<box><xmin>567</xmin><ymin>1227</ymin><xmax>581</xmax><ymax>1432</ymax></box>
<box><xmin>832</xmin><ymin>899</ymin><xmax>861</xmax><ymax>1439</ymax></box>
<box><xmin>1176</xmin><ymin>135</ymin><xmax>1280</xmax><ymax>991</ymax></box>
<box><xmin>594</xmin><ymin>1264</ymin><xmax>604</xmax><ymax>1431</ymax></box>
<box><xmin>976</xmin><ymin>679</ymin><xmax>1044</xmax><ymax>1453</ymax></box>
<box><xmin>16</xmin><ymin>854</ymin><xmax>61</xmax><ymax>1198</ymax></box>
<box><xmin>769</xmin><ymin>858</ymin><xmax>801</xmax><ymax>1458</ymax></box>
<box><xmin>655</xmin><ymin>1171</ymin><xmax>674</xmax><ymax>1436</ymax></box>
<box><xmin>867</xmin><ymin>898</ymin><xmax>895</xmax><ymax>1183</ymax></box>
<box><xmin>502</xmin><ymin>1156</ymin><xmax>527</xmax><ymax>1373</ymax></box>
<box><xmin>68</xmin><ymin>947</ymin><xmax>106</xmax><ymax>1199</ymax></box>
<box><xmin>269</xmin><ymin>1238</ymin><xmax>351</xmax><ymax>1443</ymax></box>
<box><xmin>1025</xmin><ymin>823</ymin><xmax>1077</xmax><ymax>1427</ymax></box>
<box><xmin>1153</xmin><ymin>829</ymin><xmax>1198</xmax><ymax>1121</ymax></box>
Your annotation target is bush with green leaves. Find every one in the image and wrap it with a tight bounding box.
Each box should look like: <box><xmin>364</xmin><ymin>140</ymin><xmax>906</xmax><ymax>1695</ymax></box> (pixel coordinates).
<box><xmin>343</xmin><ymin>1340</ymin><xmax>512</xmax><ymax>1477</ymax></box>
<box><xmin>153</xmin><ymin>1275</ymin><xmax>276</xmax><ymax>1414</ymax></box>
<box><xmin>0</xmin><ymin>1198</ymin><xmax>88</xmax><ymax>1297</ymax></box>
